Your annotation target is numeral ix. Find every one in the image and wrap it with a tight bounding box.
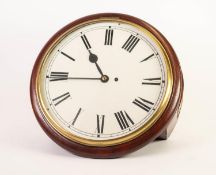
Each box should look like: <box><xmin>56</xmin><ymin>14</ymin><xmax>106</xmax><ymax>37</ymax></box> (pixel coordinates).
<box><xmin>49</xmin><ymin>72</ymin><xmax>69</xmax><ymax>81</ymax></box>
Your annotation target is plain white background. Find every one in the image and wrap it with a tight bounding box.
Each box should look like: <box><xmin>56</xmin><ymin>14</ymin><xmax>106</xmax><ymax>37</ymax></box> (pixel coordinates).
<box><xmin>1</xmin><ymin>0</ymin><xmax>216</xmax><ymax>174</ymax></box>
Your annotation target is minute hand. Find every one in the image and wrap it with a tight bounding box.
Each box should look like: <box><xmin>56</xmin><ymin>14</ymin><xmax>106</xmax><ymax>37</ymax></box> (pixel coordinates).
<box><xmin>68</xmin><ymin>77</ymin><xmax>101</xmax><ymax>80</ymax></box>
<box><xmin>50</xmin><ymin>77</ymin><xmax>101</xmax><ymax>81</ymax></box>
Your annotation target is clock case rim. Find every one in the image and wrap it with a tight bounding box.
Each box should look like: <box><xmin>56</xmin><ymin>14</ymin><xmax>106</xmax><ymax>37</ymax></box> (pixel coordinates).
<box><xmin>36</xmin><ymin>16</ymin><xmax>173</xmax><ymax>147</ymax></box>
<box><xmin>30</xmin><ymin>13</ymin><xmax>184</xmax><ymax>158</ymax></box>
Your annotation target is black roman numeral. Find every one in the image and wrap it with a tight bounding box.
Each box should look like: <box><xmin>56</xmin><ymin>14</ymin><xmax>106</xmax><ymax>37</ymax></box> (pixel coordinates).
<box><xmin>81</xmin><ymin>34</ymin><xmax>91</xmax><ymax>50</ymax></box>
<box><xmin>52</xmin><ymin>92</ymin><xmax>70</xmax><ymax>106</ymax></box>
<box><xmin>71</xmin><ymin>108</ymin><xmax>82</xmax><ymax>125</ymax></box>
<box><xmin>114</xmin><ymin>111</ymin><xmax>134</xmax><ymax>130</ymax></box>
<box><xmin>133</xmin><ymin>97</ymin><xmax>154</xmax><ymax>112</ymax></box>
<box><xmin>49</xmin><ymin>72</ymin><xmax>69</xmax><ymax>81</ymax></box>
<box><xmin>140</xmin><ymin>53</ymin><xmax>155</xmax><ymax>62</ymax></box>
<box><xmin>122</xmin><ymin>35</ymin><xmax>140</xmax><ymax>52</ymax></box>
<box><xmin>142</xmin><ymin>77</ymin><xmax>162</xmax><ymax>85</ymax></box>
<box><xmin>97</xmin><ymin>115</ymin><xmax>105</xmax><ymax>137</ymax></box>
<box><xmin>104</xmin><ymin>28</ymin><xmax>113</xmax><ymax>45</ymax></box>
<box><xmin>58</xmin><ymin>50</ymin><xmax>75</xmax><ymax>61</ymax></box>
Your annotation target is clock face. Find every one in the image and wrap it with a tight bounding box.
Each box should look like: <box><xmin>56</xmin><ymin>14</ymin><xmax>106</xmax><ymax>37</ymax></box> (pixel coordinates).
<box><xmin>38</xmin><ymin>19</ymin><xmax>170</xmax><ymax>145</ymax></box>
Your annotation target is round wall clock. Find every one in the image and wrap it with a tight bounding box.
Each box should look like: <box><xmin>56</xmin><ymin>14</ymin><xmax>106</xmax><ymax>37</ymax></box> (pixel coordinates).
<box><xmin>30</xmin><ymin>13</ymin><xmax>184</xmax><ymax>158</ymax></box>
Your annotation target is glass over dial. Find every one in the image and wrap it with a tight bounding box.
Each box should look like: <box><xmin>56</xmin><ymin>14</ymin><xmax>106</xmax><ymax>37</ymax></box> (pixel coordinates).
<box><xmin>38</xmin><ymin>20</ymin><xmax>171</xmax><ymax>145</ymax></box>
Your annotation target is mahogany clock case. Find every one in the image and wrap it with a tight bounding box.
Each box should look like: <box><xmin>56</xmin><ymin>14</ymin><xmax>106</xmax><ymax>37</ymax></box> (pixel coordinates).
<box><xmin>30</xmin><ymin>13</ymin><xmax>184</xmax><ymax>158</ymax></box>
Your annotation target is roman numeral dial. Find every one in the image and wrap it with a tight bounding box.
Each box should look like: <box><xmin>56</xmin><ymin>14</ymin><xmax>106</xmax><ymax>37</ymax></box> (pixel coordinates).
<box><xmin>42</xmin><ymin>21</ymin><xmax>167</xmax><ymax>142</ymax></box>
<box><xmin>122</xmin><ymin>35</ymin><xmax>140</xmax><ymax>52</ymax></box>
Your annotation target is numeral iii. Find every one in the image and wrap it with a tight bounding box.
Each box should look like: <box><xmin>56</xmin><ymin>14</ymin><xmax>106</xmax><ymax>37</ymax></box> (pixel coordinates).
<box><xmin>142</xmin><ymin>77</ymin><xmax>162</xmax><ymax>85</ymax></box>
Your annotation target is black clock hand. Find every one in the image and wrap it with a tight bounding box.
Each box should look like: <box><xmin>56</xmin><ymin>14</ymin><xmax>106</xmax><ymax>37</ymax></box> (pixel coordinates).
<box><xmin>49</xmin><ymin>76</ymin><xmax>101</xmax><ymax>82</ymax></box>
<box><xmin>95</xmin><ymin>62</ymin><xmax>104</xmax><ymax>76</ymax></box>
<box><xmin>68</xmin><ymin>77</ymin><xmax>101</xmax><ymax>80</ymax></box>
<box><xmin>88</xmin><ymin>50</ymin><xmax>104</xmax><ymax>77</ymax></box>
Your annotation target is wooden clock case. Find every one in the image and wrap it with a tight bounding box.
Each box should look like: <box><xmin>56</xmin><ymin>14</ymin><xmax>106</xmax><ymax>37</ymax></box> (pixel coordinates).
<box><xmin>30</xmin><ymin>13</ymin><xmax>184</xmax><ymax>158</ymax></box>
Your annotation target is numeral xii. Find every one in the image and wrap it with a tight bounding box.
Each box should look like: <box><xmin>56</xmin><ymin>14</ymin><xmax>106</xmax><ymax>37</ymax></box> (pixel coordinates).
<box><xmin>104</xmin><ymin>28</ymin><xmax>114</xmax><ymax>45</ymax></box>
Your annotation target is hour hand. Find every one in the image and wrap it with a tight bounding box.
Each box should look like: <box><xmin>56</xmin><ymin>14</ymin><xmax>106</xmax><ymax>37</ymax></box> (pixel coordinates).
<box><xmin>88</xmin><ymin>51</ymin><xmax>104</xmax><ymax>76</ymax></box>
<box><xmin>88</xmin><ymin>51</ymin><xmax>109</xmax><ymax>82</ymax></box>
<box><xmin>80</xmin><ymin>34</ymin><xmax>108</xmax><ymax>82</ymax></box>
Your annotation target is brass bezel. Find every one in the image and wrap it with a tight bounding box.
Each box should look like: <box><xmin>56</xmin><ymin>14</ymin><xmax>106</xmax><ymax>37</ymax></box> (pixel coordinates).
<box><xmin>35</xmin><ymin>18</ymin><xmax>173</xmax><ymax>147</ymax></box>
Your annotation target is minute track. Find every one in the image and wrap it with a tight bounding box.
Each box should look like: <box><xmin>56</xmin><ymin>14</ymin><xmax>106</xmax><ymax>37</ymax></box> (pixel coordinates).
<box><xmin>41</xmin><ymin>19</ymin><xmax>168</xmax><ymax>144</ymax></box>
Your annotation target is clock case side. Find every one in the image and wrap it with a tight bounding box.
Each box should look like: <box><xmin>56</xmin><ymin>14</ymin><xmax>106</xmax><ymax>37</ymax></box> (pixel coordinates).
<box><xmin>30</xmin><ymin>13</ymin><xmax>184</xmax><ymax>158</ymax></box>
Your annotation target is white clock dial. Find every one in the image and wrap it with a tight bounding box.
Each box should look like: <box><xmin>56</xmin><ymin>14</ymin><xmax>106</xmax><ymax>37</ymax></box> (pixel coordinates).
<box><xmin>39</xmin><ymin>21</ymin><xmax>168</xmax><ymax>141</ymax></box>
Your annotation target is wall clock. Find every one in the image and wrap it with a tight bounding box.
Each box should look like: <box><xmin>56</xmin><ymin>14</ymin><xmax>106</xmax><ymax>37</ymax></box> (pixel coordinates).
<box><xmin>30</xmin><ymin>13</ymin><xmax>184</xmax><ymax>158</ymax></box>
